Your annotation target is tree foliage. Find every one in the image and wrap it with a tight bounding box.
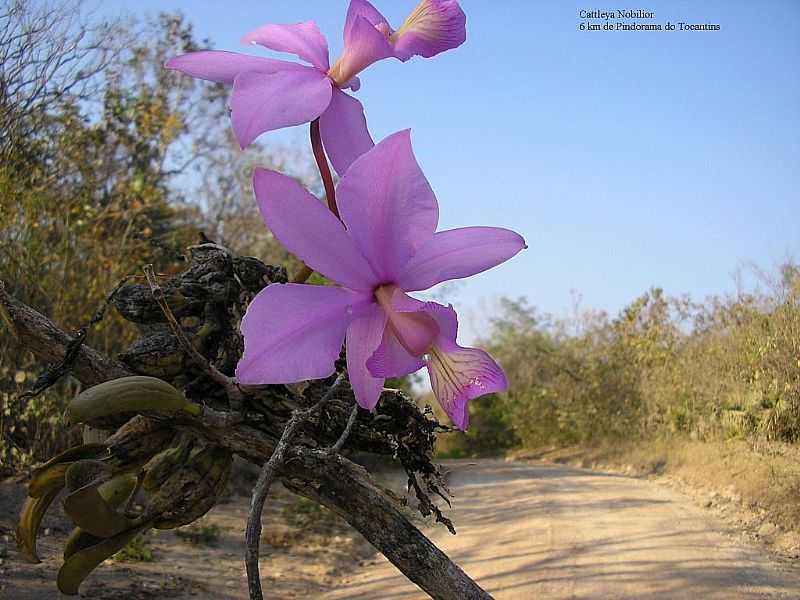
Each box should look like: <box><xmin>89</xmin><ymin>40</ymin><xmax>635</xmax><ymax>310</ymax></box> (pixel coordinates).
<box><xmin>453</xmin><ymin>267</ymin><xmax>800</xmax><ymax>454</ymax></box>
<box><xmin>0</xmin><ymin>4</ymin><xmax>313</xmax><ymax>471</ymax></box>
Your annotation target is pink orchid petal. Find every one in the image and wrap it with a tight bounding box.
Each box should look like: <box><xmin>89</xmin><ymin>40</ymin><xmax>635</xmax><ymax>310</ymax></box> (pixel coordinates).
<box><xmin>236</xmin><ymin>284</ymin><xmax>370</xmax><ymax>384</ymax></box>
<box><xmin>253</xmin><ymin>168</ymin><xmax>378</xmax><ymax>291</ymax></box>
<box><xmin>390</xmin><ymin>0</ymin><xmax>466</xmax><ymax>61</ymax></box>
<box><xmin>398</xmin><ymin>226</ymin><xmax>527</xmax><ymax>292</ymax></box>
<box><xmin>329</xmin><ymin>15</ymin><xmax>393</xmax><ymax>86</ymax></box>
<box><xmin>319</xmin><ymin>88</ymin><xmax>375</xmax><ymax>176</ymax></box>
<box><xmin>423</xmin><ymin>303</ymin><xmax>507</xmax><ymax>430</ymax></box>
<box><xmin>366</xmin><ymin>327</ymin><xmax>425</xmax><ymax>378</ymax></box>
<box><xmin>165</xmin><ymin>51</ymin><xmax>300</xmax><ymax>84</ymax></box>
<box><xmin>241</xmin><ymin>22</ymin><xmax>330</xmax><ymax>71</ymax></box>
<box><xmin>346</xmin><ymin>303</ymin><xmax>387</xmax><ymax>410</ymax></box>
<box><xmin>344</xmin><ymin>0</ymin><xmax>391</xmax><ymax>44</ymax></box>
<box><xmin>231</xmin><ymin>67</ymin><xmax>332</xmax><ymax>148</ymax></box>
<box><xmin>337</xmin><ymin>130</ymin><xmax>438</xmax><ymax>282</ymax></box>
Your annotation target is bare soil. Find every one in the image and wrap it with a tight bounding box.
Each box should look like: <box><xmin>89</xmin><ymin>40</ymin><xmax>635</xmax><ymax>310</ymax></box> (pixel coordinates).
<box><xmin>325</xmin><ymin>460</ymin><xmax>800</xmax><ymax>599</ymax></box>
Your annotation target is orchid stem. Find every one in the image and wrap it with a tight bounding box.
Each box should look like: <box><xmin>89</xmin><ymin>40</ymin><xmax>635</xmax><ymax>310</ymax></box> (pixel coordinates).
<box><xmin>292</xmin><ymin>119</ymin><xmax>339</xmax><ymax>284</ymax></box>
<box><xmin>310</xmin><ymin>118</ymin><xmax>338</xmax><ymax>218</ymax></box>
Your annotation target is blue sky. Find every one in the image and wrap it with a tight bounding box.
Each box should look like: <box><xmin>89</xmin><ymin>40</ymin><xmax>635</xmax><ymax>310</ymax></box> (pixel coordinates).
<box><xmin>101</xmin><ymin>0</ymin><xmax>799</xmax><ymax>337</ymax></box>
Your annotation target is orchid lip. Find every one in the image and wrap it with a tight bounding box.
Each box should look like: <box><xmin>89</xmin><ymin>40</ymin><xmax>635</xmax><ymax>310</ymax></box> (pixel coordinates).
<box><xmin>372</xmin><ymin>283</ymin><xmax>397</xmax><ymax>309</ymax></box>
<box><xmin>429</xmin><ymin>346</ymin><xmax>486</xmax><ymax>391</ymax></box>
<box><xmin>429</xmin><ymin>345</ymin><xmax>458</xmax><ymax>388</ymax></box>
<box><xmin>373</xmin><ymin>284</ymin><xmax>437</xmax><ymax>357</ymax></box>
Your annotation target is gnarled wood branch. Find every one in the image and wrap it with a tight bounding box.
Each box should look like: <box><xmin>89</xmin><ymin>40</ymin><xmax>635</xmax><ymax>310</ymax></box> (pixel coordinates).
<box><xmin>1</xmin><ymin>281</ymin><xmax>492</xmax><ymax>600</ymax></box>
<box><xmin>0</xmin><ymin>281</ymin><xmax>130</xmax><ymax>386</ymax></box>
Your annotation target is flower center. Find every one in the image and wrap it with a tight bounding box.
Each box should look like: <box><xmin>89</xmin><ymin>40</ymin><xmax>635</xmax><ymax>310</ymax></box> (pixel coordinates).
<box><xmin>374</xmin><ymin>284</ymin><xmax>437</xmax><ymax>357</ymax></box>
<box><xmin>327</xmin><ymin>23</ymin><xmax>393</xmax><ymax>87</ymax></box>
<box><xmin>326</xmin><ymin>60</ymin><xmax>350</xmax><ymax>88</ymax></box>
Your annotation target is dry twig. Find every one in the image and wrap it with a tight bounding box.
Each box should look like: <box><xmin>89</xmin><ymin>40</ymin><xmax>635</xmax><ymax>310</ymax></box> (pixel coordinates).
<box><xmin>245</xmin><ymin>373</ymin><xmax>346</xmax><ymax>600</ymax></box>
<box><xmin>328</xmin><ymin>403</ymin><xmax>359</xmax><ymax>454</ymax></box>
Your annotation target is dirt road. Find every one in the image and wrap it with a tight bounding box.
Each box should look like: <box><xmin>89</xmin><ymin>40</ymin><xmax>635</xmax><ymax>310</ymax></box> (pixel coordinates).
<box><xmin>326</xmin><ymin>460</ymin><xmax>800</xmax><ymax>599</ymax></box>
<box><xmin>3</xmin><ymin>460</ymin><xmax>799</xmax><ymax>599</ymax></box>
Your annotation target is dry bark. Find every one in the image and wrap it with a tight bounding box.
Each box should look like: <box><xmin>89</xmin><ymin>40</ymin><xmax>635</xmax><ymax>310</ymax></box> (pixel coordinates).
<box><xmin>0</xmin><ymin>281</ymin><xmax>130</xmax><ymax>386</ymax></box>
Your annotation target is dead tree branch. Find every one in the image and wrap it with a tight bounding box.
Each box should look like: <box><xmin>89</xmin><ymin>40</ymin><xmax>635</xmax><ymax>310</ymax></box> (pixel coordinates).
<box><xmin>1</xmin><ymin>251</ymin><xmax>493</xmax><ymax>600</ymax></box>
<box><xmin>0</xmin><ymin>280</ymin><xmax>131</xmax><ymax>386</ymax></box>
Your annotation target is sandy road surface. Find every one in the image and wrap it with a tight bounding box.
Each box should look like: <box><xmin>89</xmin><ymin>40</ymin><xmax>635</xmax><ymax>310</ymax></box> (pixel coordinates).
<box><xmin>326</xmin><ymin>460</ymin><xmax>800</xmax><ymax>600</ymax></box>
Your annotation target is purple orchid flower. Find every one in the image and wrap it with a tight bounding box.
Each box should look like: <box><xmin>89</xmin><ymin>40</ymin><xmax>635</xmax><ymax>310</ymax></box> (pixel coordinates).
<box><xmin>164</xmin><ymin>0</ymin><xmax>466</xmax><ymax>176</ymax></box>
<box><xmin>235</xmin><ymin>130</ymin><xmax>526</xmax><ymax>429</ymax></box>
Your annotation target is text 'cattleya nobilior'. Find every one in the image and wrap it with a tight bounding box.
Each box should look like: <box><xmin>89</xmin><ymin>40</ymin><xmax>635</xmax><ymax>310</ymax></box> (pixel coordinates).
<box><xmin>165</xmin><ymin>0</ymin><xmax>466</xmax><ymax>175</ymax></box>
<box><xmin>235</xmin><ymin>131</ymin><xmax>526</xmax><ymax>429</ymax></box>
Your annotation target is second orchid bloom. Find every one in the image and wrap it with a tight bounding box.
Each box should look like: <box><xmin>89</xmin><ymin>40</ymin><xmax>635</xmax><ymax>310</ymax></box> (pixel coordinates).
<box><xmin>166</xmin><ymin>0</ymin><xmax>466</xmax><ymax>175</ymax></box>
<box><xmin>235</xmin><ymin>131</ymin><xmax>526</xmax><ymax>429</ymax></box>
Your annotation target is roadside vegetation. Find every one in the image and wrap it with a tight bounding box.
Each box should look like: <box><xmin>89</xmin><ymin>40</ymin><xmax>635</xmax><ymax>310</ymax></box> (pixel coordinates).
<box><xmin>437</xmin><ymin>265</ymin><xmax>800</xmax><ymax>537</ymax></box>
<box><xmin>442</xmin><ymin>264</ymin><xmax>799</xmax><ymax>451</ymax></box>
<box><xmin>0</xmin><ymin>1</ymin><xmax>314</xmax><ymax>472</ymax></box>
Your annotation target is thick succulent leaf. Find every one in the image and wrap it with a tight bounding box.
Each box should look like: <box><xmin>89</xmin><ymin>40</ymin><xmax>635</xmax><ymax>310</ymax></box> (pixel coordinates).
<box><xmin>16</xmin><ymin>486</ymin><xmax>62</xmax><ymax>563</ymax></box>
<box><xmin>28</xmin><ymin>444</ymin><xmax>107</xmax><ymax>497</ymax></box>
<box><xmin>63</xmin><ymin>475</ymin><xmax>137</xmax><ymax>560</ymax></box>
<box><xmin>63</xmin><ymin>482</ymin><xmax>138</xmax><ymax>538</ymax></box>
<box><xmin>66</xmin><ymin>376</ymin><xmax>196</xmax><ymax>427</ymax></box>
<box><xmin>64</xmin><ymin>460</ymin><xmax>111</xmax><ymax>493</ymax></box>
<box><xmin>63</xmin><ymin>528</ymin><xmax>102</xmax><ymax>561</ymax></box>
<box><xmin>17</xmin><ymin>444</ymin><xmax>110</xmax><ymax>562</ymax></box>
<box><xmin>57</xmin><ymin>524</ymin><xmax>151</xmax><ymax>595</ymax></box>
